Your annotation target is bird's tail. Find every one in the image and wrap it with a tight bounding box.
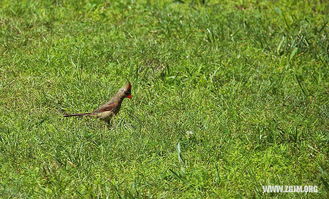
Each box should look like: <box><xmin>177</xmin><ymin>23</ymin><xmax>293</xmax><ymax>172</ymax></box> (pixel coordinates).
<box><xmin>64</xmin><ymin>113</ymin><xmax>93</xmax><ymax>117</ymax></box>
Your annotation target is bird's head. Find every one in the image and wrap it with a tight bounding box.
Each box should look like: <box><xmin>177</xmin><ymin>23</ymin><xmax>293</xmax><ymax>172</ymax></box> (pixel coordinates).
<box><xmin>118</xmin><ymin>82</ymin><xmax>132</xmax><ymax>99</ymax></box>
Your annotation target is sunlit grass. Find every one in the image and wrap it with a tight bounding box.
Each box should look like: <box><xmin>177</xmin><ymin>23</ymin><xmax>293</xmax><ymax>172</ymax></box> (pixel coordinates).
<box><xmin>1</xmin><ymin>0</ymin><xmax>328</xmax><ymax>198</ymax></box>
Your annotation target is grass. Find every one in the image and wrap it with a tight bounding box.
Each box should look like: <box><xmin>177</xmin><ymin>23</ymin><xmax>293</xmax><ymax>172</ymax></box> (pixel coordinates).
<box><xmin>0</xmin><ymin>0</ymin><xmax>328</xmax><ymax>198</ymax></box>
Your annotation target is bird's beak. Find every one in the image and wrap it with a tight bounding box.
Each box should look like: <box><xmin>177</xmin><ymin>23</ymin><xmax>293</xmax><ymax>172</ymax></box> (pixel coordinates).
<box><xmin>126</xmin><ymin>94</ymin><xmax>132</xmax><ymax>99</ymax></box>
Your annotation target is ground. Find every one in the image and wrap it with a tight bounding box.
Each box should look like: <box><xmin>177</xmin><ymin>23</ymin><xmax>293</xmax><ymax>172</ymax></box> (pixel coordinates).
<box><xmin>0</xmin><ymin>0</ymin><xmax>328</xmax><ymax>198</ymax></box>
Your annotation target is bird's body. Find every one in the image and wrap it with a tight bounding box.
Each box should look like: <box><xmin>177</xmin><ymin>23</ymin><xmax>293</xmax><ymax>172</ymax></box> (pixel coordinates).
<box><xmin>64</xmin><ymin>82</ymin><xmax>132</xmax><ymax>123</ymax></box>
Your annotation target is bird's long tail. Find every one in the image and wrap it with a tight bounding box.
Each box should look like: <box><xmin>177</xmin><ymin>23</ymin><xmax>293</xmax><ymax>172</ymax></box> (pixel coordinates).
<box><xmin>64</xmin><ymin>113</ymin><xmax>93</xmax><ymax>117</ymax></box>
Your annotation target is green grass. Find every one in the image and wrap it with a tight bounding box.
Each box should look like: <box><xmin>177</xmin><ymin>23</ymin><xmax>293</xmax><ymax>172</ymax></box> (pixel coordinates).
<box><xmin>1</xmin><ymin>0</ymin><xmax>329</xmax><ymax>198</ymax></box>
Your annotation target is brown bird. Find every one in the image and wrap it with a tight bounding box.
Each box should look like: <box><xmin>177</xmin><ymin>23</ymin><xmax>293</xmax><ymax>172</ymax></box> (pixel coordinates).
<box><xmin>64</xmin><ymin>82</ymin><xmax>132</xmax><ymax>123</ymax></box>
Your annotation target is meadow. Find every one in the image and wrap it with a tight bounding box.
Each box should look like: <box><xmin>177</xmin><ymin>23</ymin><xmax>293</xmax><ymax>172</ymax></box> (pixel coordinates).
<box><xmin>0</xmin><ymin>0</ymin><xmax>328</xmax><ymax>198</ymax></box>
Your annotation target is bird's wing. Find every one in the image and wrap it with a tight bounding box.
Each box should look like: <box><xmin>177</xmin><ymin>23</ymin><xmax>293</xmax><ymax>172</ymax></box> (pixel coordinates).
<box><xmin>93</xmin><ymin>102</ymin><xmax>118</xmax><ymax>113</ymax></box>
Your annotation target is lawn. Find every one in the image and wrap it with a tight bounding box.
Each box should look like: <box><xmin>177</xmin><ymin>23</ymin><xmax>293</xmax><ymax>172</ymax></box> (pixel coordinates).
<box><xmin>0</xmin><ymin>0</ymin><xmax>328</xmax><ymax>198</ymax></box>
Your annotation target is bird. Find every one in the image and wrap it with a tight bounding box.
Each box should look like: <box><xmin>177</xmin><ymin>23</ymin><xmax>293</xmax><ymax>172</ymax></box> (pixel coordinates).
<box><xmin>64</xmin><ymin>82</ymin><xmax>132</xmax><ymax>123</ymax></box>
